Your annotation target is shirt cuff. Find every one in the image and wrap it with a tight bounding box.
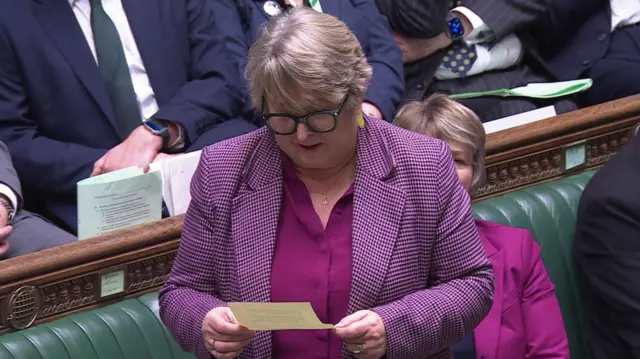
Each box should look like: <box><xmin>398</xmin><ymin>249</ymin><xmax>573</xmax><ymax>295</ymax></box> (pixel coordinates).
<box><xmin>0</xmin><ymin>184</ymin><xmax>18</xmax><ymax>219</ymax></box>
<box><xmin>169</xmin><ymin>123</ymin><xmax>186</xmax><ymax>149</ymax></box>
<box><xmin>452</xmin><ymin>6</ymin><xmax>493</xmax><ymax>44</ymax></box>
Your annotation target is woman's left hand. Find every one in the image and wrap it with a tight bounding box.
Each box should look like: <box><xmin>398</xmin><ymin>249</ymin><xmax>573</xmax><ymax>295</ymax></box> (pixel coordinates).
<box><xmin>334</xmin><ymin>310</ymin><xmax>387</xmax><ymax>359</ymax></box>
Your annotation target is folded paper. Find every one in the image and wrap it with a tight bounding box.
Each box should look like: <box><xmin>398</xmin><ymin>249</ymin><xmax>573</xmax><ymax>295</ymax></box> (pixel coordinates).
<box><xmin>449</xmin><ymin>79</ymin><xmax>593</xmax><ymax>100</ymax></box>
<box><xmin>229</xmin><ymin>302</ymin><xmax>334</xmax><ymax>331</ymax></box>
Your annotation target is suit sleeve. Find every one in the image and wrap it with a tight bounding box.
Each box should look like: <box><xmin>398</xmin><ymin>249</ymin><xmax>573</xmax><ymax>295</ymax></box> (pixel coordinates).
<box><xmin>519</xmin><ymin>231</ymin><xmax>570</xmax><ymax>359</ymax></box>
<box><xmin>351</xmin><ymin>0</ymin><xmax>404</xmax><ymax>122</ymax></box>
<box><xmin>151</xmin><ymin>0</ymin><xmax>251</xmax><ymax>145</ymax></box>
<box><xmin>574</xmin><ymin>193</ymin><xmax>640</xmax><ymax>356</ymax></box>
<box><xmin>529</xmin><ymin>0</ymin><xmax>605</xmax><ymax>54</ymax></box>
<box><xmin>0</xmin><ymin>25</ymin><xmax>106</xmax><ymax>195</ymax></box>
<box><xmin>464</xmin><ymin>0</ymin><xmax>549</xmax><ymax>41</ymax></box>
<box><xmin>373</xmin><ymin>143</ymin><xmax>494</xmax><ymax>357</ymax></box>
<box><xmin>159</xmin><ymin>151</ymin><xmax>227</xmax><ymax>359</ymax></box>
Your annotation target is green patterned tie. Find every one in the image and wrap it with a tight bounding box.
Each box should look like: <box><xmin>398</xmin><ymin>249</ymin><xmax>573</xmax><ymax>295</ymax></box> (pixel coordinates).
<box><xmin>90</xmin><ymin>0</ymin><xmax>141</xmax><ymax>137</ymax></box>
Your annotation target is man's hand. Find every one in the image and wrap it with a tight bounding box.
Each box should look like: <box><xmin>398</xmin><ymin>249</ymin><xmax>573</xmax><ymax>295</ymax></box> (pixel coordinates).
<box><xmin>334</xmin><ymin>310</ymin><xmax>387</xmax><ymax>359</ymax></box>
<box><xmin>0</xmin><ymin>198</ymin><xmax>12</xmax><ymax>257</ymax></box>
<box><xmin>91</xmin><ymin>126</ymin><xmax>163</xmax><ymax>177</ymax></box>
<box><xmin>393</xmin><ymin>32</ymin><xmax>452</xmax><ymax>63</ymax></box>
<box><xmin>361</xmin><ymin>102</ymin><xmax>383</xmax><ymax>119</ymax></box>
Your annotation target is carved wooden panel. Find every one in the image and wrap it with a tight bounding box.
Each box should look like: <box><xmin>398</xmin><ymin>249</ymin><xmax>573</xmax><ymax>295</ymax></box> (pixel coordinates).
<box><xmin>0</xmin><ymin>250</ymin><xmax>176</xmax><ymax>333</ymax></box>
<box><xmin>477</xmin><ymin>126</ymin><xmax>636</xmax><ymax>199</ymax></box>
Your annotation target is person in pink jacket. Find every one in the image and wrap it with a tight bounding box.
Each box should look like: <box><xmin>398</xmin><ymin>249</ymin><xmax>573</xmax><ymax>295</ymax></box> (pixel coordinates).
<box><xmin>395</xmin><ymin>94</ymin><xmax>570</xmax><ymax>359</ymax></box>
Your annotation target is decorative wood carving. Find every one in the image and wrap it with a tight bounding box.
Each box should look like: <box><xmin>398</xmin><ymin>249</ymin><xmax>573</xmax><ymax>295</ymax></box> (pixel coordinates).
<box><xmin>126</xmin><ymin>252</ymin><xmax>175</xmax><ymax>292</ymax></box>
<box><xmin>478</xmin><ymin>148</ymin><xmax>563</xmax><ymax>198</ymax></box>
<box><xmin>477</xmin><ymin>126</ymin><xmax>637</xmax><ymax>199</ymax></box>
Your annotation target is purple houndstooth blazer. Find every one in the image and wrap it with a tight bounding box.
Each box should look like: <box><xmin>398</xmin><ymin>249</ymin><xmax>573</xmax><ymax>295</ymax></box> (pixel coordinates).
<box><xmin>159</xmin><ymin>117</ymin><xmax>494</xmax><ymax>359</ymax></box>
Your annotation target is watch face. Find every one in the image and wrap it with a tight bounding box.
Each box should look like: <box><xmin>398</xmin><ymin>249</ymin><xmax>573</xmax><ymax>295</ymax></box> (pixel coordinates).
<box><xmin>145</xmin><ymin>120</ymin><xmax>166</xmax><ymax>133</ymax></box>
<box><xmin>448</xmin><ymin>17</ymin><xmax>465</xmax><ymax>39</ymax></box>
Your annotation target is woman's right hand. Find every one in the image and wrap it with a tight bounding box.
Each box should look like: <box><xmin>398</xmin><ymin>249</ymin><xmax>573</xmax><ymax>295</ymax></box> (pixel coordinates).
<box><xmin>202</xmin><ymin>307</ymin><xmax>256</xmax><ymax>359</ymax></box>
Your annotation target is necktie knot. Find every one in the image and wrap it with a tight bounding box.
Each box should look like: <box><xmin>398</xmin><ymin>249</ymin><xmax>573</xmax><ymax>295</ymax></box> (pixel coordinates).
<box><xmin>89</xmin><ymin>0</ymin><xmax>102</xmax><ymax>8</ymax></box>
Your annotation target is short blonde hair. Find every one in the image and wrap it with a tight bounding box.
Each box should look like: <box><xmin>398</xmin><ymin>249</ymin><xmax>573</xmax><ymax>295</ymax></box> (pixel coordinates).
<box><xmin>246</xmin><ymin>8</ymin><xmax>372</xmax><ymax>114</ymax></box>
<box><xmin>394</xmin><ymin>94</ymin><xmax>486</xmax><ymax>192</ymax></box>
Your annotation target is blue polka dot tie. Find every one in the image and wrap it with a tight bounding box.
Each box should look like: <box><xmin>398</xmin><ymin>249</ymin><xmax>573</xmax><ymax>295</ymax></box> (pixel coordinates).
<box><xmin>442</xmin><ymin>43</ymin><xmax>478</xmax><ymax>78</ymax></box>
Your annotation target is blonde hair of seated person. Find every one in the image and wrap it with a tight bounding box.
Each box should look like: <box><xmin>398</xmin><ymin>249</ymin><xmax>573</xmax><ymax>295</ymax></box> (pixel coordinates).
<box><xmin>394</xmin><ymin>93</ymin><xmax>486</xmax><ymax>195</ymax></box>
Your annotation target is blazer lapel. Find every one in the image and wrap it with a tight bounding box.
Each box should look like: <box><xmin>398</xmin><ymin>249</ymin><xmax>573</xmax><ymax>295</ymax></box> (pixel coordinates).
<box><xmin>474</xmin><ymin>236</ymin><xmax>503</xmax><ymax>359</ymax></box>
<box><xmin>348</xmin><ymin>124</ymin><xmax>406</xmax><ymax>313</ymax></box>
<box><xmin>121</xmin><ymin>0</ymin><xmax>171</xmax><ymax>104</ymax></box>
<box><xmin>31</xmin><ymin>0</ymin><xmax>117</xmax><ymax>130</ymax></box>
<box><xmin>231</xmin><ymin>132</ymin><xmax>282</xmax><ymax>359</ymax></box>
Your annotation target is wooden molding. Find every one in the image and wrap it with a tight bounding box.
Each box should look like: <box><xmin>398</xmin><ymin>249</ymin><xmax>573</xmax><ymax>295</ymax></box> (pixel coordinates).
<box><xmin>476</xmin><ymin>95</ymin><xmax>640</xmax><ymax>199</ymax></box>
<box><xmin>1</xmin><ymin>95</ymin><xmax>639</xmax><ymax>333</ymax></box>
<box><xmin>0</xmin><ymin>216</ymin><xmax>183</xmax><ymax>334</ymax></box>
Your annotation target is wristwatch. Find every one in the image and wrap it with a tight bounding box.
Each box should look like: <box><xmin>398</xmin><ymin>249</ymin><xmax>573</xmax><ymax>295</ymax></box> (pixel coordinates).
<box><xmin>447</xmin><ymin>14</ymin><xmax>465</xmax><ymax>41</ymax></box>
<box><xmin>143</xmin><ymin>119</ymin><xmax>181</xmax><ymax>154</ymax></box>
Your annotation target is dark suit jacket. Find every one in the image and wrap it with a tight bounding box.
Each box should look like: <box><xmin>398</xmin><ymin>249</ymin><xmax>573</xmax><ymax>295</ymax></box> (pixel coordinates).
<box><xmin>531</xmin><ymin>0</ymin><xmax>610</xmax><ymax>80</ymax></box>
<box><xmin>209</xmin><ymin>0</ymin><xmax>404</xmax><ymax>122</ymax></box>
<box><xmin>0</xmin><ymin>0</ymin><xmax>250</xmax><ymax>233</ymax></box>
<box><xmin>574</xmin><ymin>133</ymin><xmax>640</xmax><ymax>359</ymax></box>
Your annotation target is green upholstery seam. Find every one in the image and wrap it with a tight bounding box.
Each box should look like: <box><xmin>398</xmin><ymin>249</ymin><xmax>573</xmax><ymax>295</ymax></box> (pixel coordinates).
<box><xmin>43</xmin><ymin>325</ymin><xmax>73</xmax><ymax>359</ymax></box>
<box><xmin>117</xmin><ymin>306</ymin><xmax>157</xmax><ymax>359</ymax></box>
<box><xmin>0</xmin><ymin>341</ymin><xmax>17</xmax><ymax>359</ymax></box>
<box><xmin>68</xmin><ymin>317</ymin><xmax>101</xmax><ymax>359</ymax></box>
<box><xmin>136</xmin><ymin>299</ymin><xmax>177</xmax><ymax>359</ymax></box>
<box><xmin>19</xmin><ymin>332</ymin><xmax>47</xmax><ymax>359</ymax></box>
<box><xmin>90</xmin><ymin>312</ymin><xmax>126</xmax><ymax>359</ymax></box>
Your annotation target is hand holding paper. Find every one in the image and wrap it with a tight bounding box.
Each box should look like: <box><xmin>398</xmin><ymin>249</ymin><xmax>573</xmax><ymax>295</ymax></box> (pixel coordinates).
<box><xmin>202</xmin><ymin>307</ymin><xmax>255</xmax><ymax>359</ymax></box>
<box><xmin>228</xmin><ymin>302</ymin><xmax>334</xmax><ymax>331</ymax></box>
<box><xmin>334</xmin><ymin>310</ymin><xmax>388</xmax><ymax>358</ymax></box>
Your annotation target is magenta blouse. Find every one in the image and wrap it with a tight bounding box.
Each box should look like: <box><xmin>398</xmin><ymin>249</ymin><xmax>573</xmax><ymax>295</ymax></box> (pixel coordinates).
<box><xmin>270</xmin><ymin>157</ymin><xmax>354</xmax><ymax>359</ymax></box>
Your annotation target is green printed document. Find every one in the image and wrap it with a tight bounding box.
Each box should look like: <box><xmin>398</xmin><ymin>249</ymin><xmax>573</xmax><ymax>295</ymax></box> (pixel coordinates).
<box><xmin>449</xmin><ymin>79</ymin><xmax>593</xmax><ymax>100</ymax></box>
<box><xmin>77</xmin><ymin>166</ymin><xmax>162</xmax><ymax>240</ymax></box>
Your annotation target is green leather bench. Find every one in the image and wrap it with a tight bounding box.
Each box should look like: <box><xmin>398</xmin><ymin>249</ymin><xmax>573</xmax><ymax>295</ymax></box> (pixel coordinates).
<box><xmin>0</xmin><ymin>172</ymin><xmax>595</xmax><ymax>359</ymax></box>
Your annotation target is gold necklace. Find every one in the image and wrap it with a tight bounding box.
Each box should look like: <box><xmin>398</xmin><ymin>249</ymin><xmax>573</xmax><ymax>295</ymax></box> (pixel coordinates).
<box><xmin>308</xmin><ymin>190</ymin><xmax>330</xmax><ymax>205</ymax></box>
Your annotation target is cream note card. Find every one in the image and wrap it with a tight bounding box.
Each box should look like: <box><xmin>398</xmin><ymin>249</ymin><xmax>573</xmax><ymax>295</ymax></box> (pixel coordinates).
<box><xmin>228</xmin><ymin>302</ymin><xmax>334</xmax><ymax>331</ymax></box>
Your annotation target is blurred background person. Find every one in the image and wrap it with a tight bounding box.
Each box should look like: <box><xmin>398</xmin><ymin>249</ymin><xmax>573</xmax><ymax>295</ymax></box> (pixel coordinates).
<box><xmin>376</xmin><ymin>0</ymin><xmax>578</xmax><ymax>122</ymax></box>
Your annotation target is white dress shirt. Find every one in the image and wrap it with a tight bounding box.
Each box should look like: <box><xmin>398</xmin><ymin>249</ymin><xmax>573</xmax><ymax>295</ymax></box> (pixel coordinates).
<box><xmin>610</xmin><ymin>0</ymin><xmax>640</xmax><ymax>31</ymax></box>
<box><xmin>68</xmin><ymin>0</ymin><xmax>159</xmax><ymax>123</ymax></box>
<box><xmin>436</xmin><ymin>6</ymin><xmax>523</xmax><ymax>80</ymax></box>
<box><xmin>0</xmin><ymin>184</ymin><xmax>18</xmax><ymax>219</ymax></box>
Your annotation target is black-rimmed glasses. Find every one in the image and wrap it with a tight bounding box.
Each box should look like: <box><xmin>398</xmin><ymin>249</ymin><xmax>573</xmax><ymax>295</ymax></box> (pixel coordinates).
<box><xmin>262</xmin><ymin>94</ymin><xmax>349</xmax><ymax>135</ymax></box>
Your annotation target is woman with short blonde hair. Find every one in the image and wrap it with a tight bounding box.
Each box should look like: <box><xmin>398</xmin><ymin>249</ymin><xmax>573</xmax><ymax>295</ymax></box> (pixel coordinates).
<box><xmin>160</xmin><ymin>10</ymin><xmax>493</xmax><ymax>359</ymax></box>
<box><xmin>395</xmin><ymin>94</ymin><xmax>486</xmax><ymax>193</ymax></box>
<box><xmin>395</xmin><ymin>94</ymin><xmax>569</xmax><ymax>359</ymax></box>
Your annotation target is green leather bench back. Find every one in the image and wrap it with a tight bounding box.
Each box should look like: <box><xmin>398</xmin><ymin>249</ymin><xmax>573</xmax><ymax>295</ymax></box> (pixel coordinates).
<box><xmin>473</xmin><ymin>171</ymin><xmax>595</xmax><ymax>359</ymax></box>
<box><xmin>0</xmin><ymin>172</ymin><xmax>595</xmax><ymax>359</ymax></box>
<box><xmin>0</xmin><ymin>293</ymin><xmax>195</xmax><ymax>359</ymax></box>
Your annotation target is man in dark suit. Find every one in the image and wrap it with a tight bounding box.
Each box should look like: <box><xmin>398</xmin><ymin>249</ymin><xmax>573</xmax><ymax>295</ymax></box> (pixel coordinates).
<box><xmin>0</xmin><ymin>0</ymin><xmax>256</xmax><ymax>233</ymax></box>
<box><xmin>532</xmin><ymin>0</ymin><xmax>640</xmax><ymax>106</ymax></box>
<box><xmin>574</xmin><ymin>132</ymin><xmax>640</xmax><ymax>359</ymax></box>
<box><xmin>376</xmin><ymin>0</ymin><xmax>578</xmax><ymax>122</ymax></box>
<box><xmin>0</xmin><ymin>141</ymin><xmax>76</xmax><ymax>258</ymax></box>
